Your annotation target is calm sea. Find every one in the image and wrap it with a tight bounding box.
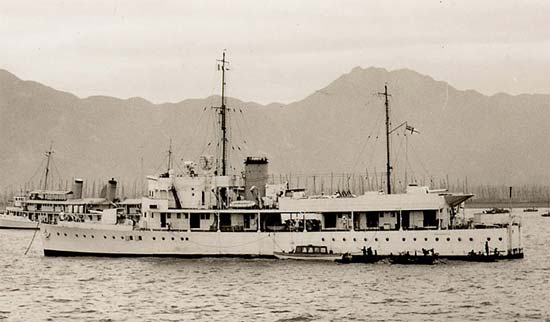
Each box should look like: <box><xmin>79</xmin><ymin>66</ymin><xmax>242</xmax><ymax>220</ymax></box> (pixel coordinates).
<box><xmin>1</xmin><ymin>209</ymin><xmax>549</xmax><ymax>322</ymax></box>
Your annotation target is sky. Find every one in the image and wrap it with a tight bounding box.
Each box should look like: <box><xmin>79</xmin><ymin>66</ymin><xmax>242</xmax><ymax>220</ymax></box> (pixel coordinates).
<box><xmin>1</xmin><ymin>0</ymin><xmax>550</xmax><ymax>104</ymax></box>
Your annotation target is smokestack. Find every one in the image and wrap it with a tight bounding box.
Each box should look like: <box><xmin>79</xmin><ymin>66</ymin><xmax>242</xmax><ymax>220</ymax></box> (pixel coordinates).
<box><xmin>244</xmin><ymin>157</ymin><xmax>268</xmax><ymax>202</ymax></box>
<box><xmin>71</xmin><ymin>178</ymin><xmax>84</xmax><ymax>199</ymax></box>
<box><xmin>106</xmin><ymin>178</ymin><xmax>117</xmax><ymax>202</ymax></box>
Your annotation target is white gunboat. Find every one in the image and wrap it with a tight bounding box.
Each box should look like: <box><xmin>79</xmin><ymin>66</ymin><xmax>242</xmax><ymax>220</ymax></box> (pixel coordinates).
<box><xmin>40</xmin><ymin>53</ymin><xmax>524</xmax><ymax>261</ymax></box>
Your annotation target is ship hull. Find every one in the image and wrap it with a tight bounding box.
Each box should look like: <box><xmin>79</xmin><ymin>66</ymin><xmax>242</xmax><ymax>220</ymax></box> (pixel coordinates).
<box><xmin>40</xmin><ymin>224</ymin><xmax>523</xmax><ymax>260</ymax></box>
<box><xmin>0</xmin><ymin>215</ymin><xmax>39</xmax><ymax>229</ymax></box>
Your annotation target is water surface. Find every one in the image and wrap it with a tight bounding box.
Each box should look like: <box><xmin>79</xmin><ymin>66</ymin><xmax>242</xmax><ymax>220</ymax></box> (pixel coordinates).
<box><xmin>1</xmin><ymin>209</ymin><xmax>548</xmax><ymax>321</ymax></box>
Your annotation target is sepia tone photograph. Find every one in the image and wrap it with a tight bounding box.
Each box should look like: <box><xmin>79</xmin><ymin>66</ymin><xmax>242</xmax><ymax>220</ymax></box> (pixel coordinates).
<box><xmin>0</xmin><ymin>1</ymin><xmax>548</xmax><ymax>321</ymax></box>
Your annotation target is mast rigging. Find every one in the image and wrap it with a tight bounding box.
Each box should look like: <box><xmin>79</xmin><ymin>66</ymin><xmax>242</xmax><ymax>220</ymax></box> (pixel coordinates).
<box><xmin>213</xmin><ymin>51</ymin><xmax>230</xmax><ymax>176</ymax></box>
<box><xmin>43</xmin><ymin>142</ymin><xmax>54</xmax><ymax>191</ymax></box>
<box><xmin>378</xmin><ymin>85</ymin><xmax>392</xmax><ymax>195</ymax></box>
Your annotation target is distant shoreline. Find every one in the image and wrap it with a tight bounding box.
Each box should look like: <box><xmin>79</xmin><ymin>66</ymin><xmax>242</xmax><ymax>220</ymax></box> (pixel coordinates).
<box><xmin>466</xmin><ymin>201</ymin><xmax>549</xmax><ymax>209</ymax></box>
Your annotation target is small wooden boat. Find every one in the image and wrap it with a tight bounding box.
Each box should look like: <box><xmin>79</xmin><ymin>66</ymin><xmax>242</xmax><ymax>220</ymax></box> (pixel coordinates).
<box><xmin>336</xmin><ymin>246</ymin><xmax>381</xmax><ymax>264</ymax></box>
<box><xmin>274</xmin><ymin>245</ymin><xmax>342</xmax><ymax>261</ymax></box>
<box><xmin>336</xmin><ymin>253</ymin><xmax>381</xmax><ymax>264</ymax></box>
<box><xmin>389</xmin><ymin>250</ymin><xmax>438</xmax><ymax>265</ymax></box>
<box><xmin>483</xmin><ymin>208</ymin><xmax>509</xmax><ymax>214</ymax></box>
<box><xmin>541</xmin><ymin>212</ymin><xmax>550</xmax><ymax>217</ymax></box>
<box><xmin>463</xmin><ymin>251</ymin><xmax>499</xmax><ymax>262</ymax></box>
<box><xmin>523</xmin><ymin>207</ymin><xmax>538</xmax><ymax>212</ymax></box>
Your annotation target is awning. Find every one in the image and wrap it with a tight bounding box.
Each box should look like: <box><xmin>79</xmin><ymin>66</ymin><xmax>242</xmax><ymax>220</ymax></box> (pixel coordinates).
<box><xmin>444</xmin><ymin>194</ymin><xmax>474</xmax><ymax>207</ymax></box>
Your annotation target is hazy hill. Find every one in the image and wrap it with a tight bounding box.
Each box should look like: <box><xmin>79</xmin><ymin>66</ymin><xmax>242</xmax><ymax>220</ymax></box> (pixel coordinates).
<box><xmin>1</xmin><ymin>67</ymin><xmax>549</xmax><ymax>194</ymax></box>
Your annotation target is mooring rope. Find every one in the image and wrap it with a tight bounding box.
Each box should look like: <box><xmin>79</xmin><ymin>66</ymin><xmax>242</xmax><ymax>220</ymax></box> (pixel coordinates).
<box><xmin>24</xmin><ymin>221</ymin><xmax>40</xmax><ymax>255</ymax></box>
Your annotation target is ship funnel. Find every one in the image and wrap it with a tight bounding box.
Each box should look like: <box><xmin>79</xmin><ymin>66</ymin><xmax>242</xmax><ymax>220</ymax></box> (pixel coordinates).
<box><xmin>71</xmin><ymin>178</ymin><xmax>84</xmax><ymax>199</ymax></box>
<box><xmin>106</xmin><ymin>178</ymin><xmax>117</xmax><ymax>202</ymax></box>
<box><xmin>244</xmin><ymin>157</ymin><xmax>268</xmax><ymax>202</ymax></box>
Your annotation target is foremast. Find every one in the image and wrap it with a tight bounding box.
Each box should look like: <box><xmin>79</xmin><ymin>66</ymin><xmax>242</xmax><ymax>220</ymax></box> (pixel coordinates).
<box><xmin>212</xmin><ymin>51</ymin><xmax>231</xmax><ymax>209</ymax></box>
<box><xmin>43</xmin><ymin>143</ymin><xmax>54</xmax><ymax>191</ymax></box>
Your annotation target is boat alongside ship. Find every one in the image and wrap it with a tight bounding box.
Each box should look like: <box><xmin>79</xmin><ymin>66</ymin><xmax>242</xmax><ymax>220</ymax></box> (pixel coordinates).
<box><xmin>273</xmin><ymin>245</ymin><xmax>343</xmax><ymax>261</ymax></box>
<box><xmin>39</xmin><ymin>53</ymin><xmax>524</xmax><ymax>262</ymax></box>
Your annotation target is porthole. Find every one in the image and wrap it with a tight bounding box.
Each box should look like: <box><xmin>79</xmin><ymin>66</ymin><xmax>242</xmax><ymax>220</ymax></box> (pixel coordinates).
<box><xmin>138</xmin><ymin>236</ymin><xmax>142</xmax><ymax>241</ymax></box>
<box><xmin>185</xmin><ymin>237</ymin><xmax>189</xmax><ymax>241</ymax></box>
<box><xmin>64</xmin><ymin>233</ymin><xmax>67</xmax><ymax>237</ymax></box>
<box><xmin>104</xmin><ymin>236</ymin><xmax>107</xmax><ymax>239</ymax></box>
<box><xmin>332</xmin><ymin>238</ymin><xmax>335</xmax><ymax>242</ymax></box>
<box><xmin>353</xmin><ymin>238</ymin><xmax>356</xmax><ymax>242</ymax></box>
<box><xmin>498</xmin><ymin>237</ymin><xmax>503</xmax><ymax>241</ymax></box>
<box><xmin>91</xmin><ymin>235</ymin><xmax>95</xmax><ymax>239</ymax></box>
<box><xmin>424</xmin><ymin>237</ymin><xmax>428</xmax><ymax>242</ymax></box>
<box><xmin>385</xmin><ymin>238</ymin><xmax>389</xmax><ymax>242</ymax></box>
<box><xmin>112</xmin><ymin>236</ymin><xmax>115</xmax><ymax>239</ymax></box>
<box><xmin>469</xmin><ymin>237</ymin><xmax>474</xmax><ymax>242</ymax></box>
<box><xmin>413</xmin><ymin>237</ymin><xmax>417</xmax><ymax>242</ymax></box>
<box><xmin>152</xmin><ymin>237</ymin><xmax>156</xmax><ymax>240</ymax></box>
<box><xmin>321</xmin><ymin>237</ymin><xmax>325</xmax><ymax>242</ymax></box>
<box><xmin>83</xmin><ymin>235</ymin><xmax>86</xmax><ymax>238</ymax></box>
<box><xmin>75</xmin><ymin>234</ymin><xmax>78</xmax><ymax>238</ymax></box>
<box><xmin>435</xmin><ymin>237</ymin><xmax>439</xmax><ymax>242</ymax></box>
<box><xmin>171</xmin><ymin>237</ymin><xmax>175</xmax><ymax>241</ymax></box>
<box><xmin>56</xmin><ymin>232</ymin><xmax>60</xmax><ymax>236</ymax></box>
<box><xmin>364</xmin><ymin>238</ymin><xmax>367</xmax><ymax>242</ymax></box>
<box><xmin>458</xmin><ymin>237</ymin><xmax>462</xmax><ymax>242</ymax></box>
<box><xmin>180</xmin><ymin>237</ymin><xmax>184</xmax><ymax>241</ymax></box>
<box><xmin>446</xmin><ymin>237</ymin><xmax>450</xmax><ymax>242</ymax></box>
<box><xmin>120</xmin><ymin>236</ymin><xmax>124</xmax><ymax>240</ymax></box>
<box><xmin>486</xmin><ymin>237</ymin><xmax>491</xmax><ymax>241</ymax></box>
<box><xmin>402</xmin><ymin>238</ymin><xmax>406</xmax><ymax>242</ymax></box>
<box><xmin>375</xmin><ymin>238</ymin><xmax>378</xmax><ymax>242</ymax></box>
<box><xmin>343</xmin><ymin>238</ymin><xmax>346</xmax><ymax>242</ymax></box>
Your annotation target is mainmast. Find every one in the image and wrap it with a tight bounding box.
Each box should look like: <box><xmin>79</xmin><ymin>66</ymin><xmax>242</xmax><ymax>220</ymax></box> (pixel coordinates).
<box><xmin>216</xmin><ymin>51</ymin><xmax>229</xmax><ymax>176</ymax></box>
<box><xmin>378</xmin><ymin>85</ymin><xmax>392</xmax><ymax>194</ymax></box>
<box><xmin>167</xmin><ymin>138</ymin><xmax>173</xmax><ymax>172</ymax></box>
<box><xmin>43</xmin><ymin>143</ymin><xmax>54</xmax><ymax>191</ymax></box>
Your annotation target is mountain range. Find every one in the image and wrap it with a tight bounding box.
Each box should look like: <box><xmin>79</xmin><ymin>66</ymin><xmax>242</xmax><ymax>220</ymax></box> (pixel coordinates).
<box><xmin>1</xmin><ymin>66</ymin><xmax>549</xmax><ymax>194</ymax></box>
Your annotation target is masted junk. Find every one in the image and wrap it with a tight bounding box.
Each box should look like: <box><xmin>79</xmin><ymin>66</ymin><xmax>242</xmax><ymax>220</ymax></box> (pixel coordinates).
<box><xmin>40</xmin><ymin>53</ymin><xmax>523</xmax><ymax>261</ymax></box>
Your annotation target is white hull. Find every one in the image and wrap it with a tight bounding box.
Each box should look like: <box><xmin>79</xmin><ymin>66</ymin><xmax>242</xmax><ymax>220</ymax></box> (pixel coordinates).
<box><xmin>0</xmin><ymin>214</ymin><xmax>39</xmax><ymax>229</ymax></box>
<box><xmin>273</xmin><ymin>252</ymin><xmax>343</xmax><ymax>261</ymax></box>
<box><xmin>41</xmin><ymin>223</ymin><xmax>523</xmax><ymax>259</ymax></box>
